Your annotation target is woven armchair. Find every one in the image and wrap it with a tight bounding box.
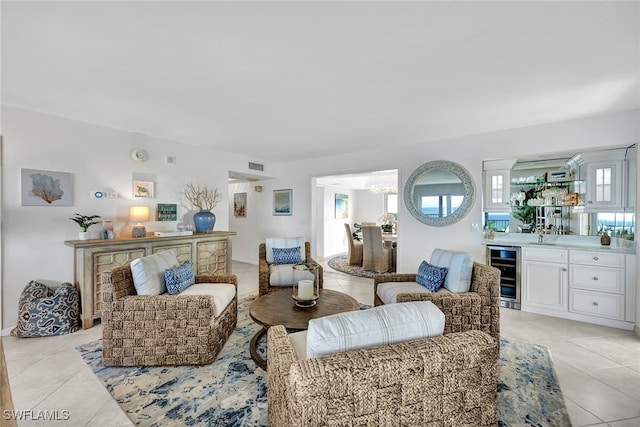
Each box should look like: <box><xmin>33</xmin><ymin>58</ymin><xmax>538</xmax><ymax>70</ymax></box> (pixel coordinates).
<box><xmin>258</xmin><ymin>241</ymin><xmax>323</xmax><ymax>296</ymax></box>
<box><xmin>101</xmin><ymin>264</ymin><xmax>237</xmax><ymax>366</ymax></box>
<box><xmin>362</xmin><ymin>225</ymin><xmax>393</xmax><ymax>273</ymax></box>
<box><xmin>374</xmin><ymin>262</ymin><xmax>501</xmax><ymax>340</ymax></box>
<box><xmin>267</xmin><ymin>326</ymin><xmax>498</xmax><ymax>426</ymax></box>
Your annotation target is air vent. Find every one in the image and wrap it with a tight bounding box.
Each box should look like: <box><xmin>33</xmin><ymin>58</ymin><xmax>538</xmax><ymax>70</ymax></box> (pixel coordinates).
<box><xmin>248</xmin><ymin>162</ymin><xmax>264</xmax><ymax>172</ymax></box>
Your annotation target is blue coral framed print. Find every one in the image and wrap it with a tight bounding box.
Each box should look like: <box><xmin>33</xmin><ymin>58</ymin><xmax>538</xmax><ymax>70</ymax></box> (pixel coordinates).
<box><xmin>21</xmin><ymin>169</ymin><xmax>73</xmax><ymax>206</ymax></box>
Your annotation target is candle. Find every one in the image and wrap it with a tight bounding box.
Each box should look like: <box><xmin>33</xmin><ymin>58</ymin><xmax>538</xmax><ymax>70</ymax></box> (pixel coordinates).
<box><xmin>298</xmin><ymin>279</ymin><xmax>314</xmax><ymax>300</ymax></box>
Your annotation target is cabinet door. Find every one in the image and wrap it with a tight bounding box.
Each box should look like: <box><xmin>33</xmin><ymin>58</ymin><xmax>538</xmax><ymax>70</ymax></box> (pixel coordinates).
<box><xmin>584</xmin><ymin>160</ymin><xmax>623</xmax><ymax>211</ymax></box>
<box><xmin>522</xmin><ymin>261</ymin><xmax>568</xmax><ymax>311</ymax></box>
<box><xmin>483</xmin><ymin>170</ymin><xmax>510</xmax><ymax>212</ymax></box>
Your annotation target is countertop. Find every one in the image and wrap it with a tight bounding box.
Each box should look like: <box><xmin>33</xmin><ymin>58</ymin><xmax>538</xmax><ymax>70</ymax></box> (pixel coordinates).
<box><xmin>482</xmin><ymin>233</ymin><xmax>636</xmax><ymax>254</ymax></box>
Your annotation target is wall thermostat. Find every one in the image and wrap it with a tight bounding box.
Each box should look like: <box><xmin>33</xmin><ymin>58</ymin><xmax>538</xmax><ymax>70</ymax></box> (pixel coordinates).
<box><xmin>131</xmin><ymin>149</ymin><xmax>149</xmax><ymax>162</ymax></box>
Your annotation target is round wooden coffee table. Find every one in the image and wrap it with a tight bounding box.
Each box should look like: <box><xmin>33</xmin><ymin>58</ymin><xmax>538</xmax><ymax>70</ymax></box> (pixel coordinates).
<box><xmin>249</xmin><ymin>289</ymin><xmax>360</xmax><ymax>369</ymax></box>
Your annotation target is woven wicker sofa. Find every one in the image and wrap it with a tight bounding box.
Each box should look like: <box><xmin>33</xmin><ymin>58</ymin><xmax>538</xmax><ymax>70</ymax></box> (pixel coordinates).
<box><xmin>101</xmin><ymin>263</ymin><xmax>237</xmax><ymax>366</ymax></box>
<box><xmin>267</xmin><ymin>326</ymin><xmax>498</xmax><ymax>426</ymax></box>
<box><xmin>374</xmin><ymin>261</ymin><xmax>501</xmax><ymax>341</ymax></box>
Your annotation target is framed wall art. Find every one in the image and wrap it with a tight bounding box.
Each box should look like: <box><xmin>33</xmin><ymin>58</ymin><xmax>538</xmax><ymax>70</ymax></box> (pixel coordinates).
<box><xmin>334</xmin><ymin>193</ymin><xmax>349</xmax><ymax>219</ymax></box>
<box><xmin>133</xmin><ymin>180</ymin><xmax>154</xmax><ymax>198</ymax></box>
<box><xmin>156</xmin><ymin>204</ymin><xmax>178</xmax><ymax>221</ymax></box>
<box><xmin>21</xmin><ymin>168</ymin><xmax>73</xmax><ymax>206</ymax></box>
<box><xmin>234</xmin><ymin>192</ymin><xmax>247</xmax><ymax>218</ymax></box>
<box><xmin>273</xmin><ymin>189</ymin><xmax>292</xmax><ymax>216</ymax></box>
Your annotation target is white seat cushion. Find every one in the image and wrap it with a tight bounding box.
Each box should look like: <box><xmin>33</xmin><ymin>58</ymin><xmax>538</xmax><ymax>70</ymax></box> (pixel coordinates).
<box><xmin>377</xmin><ymin>281</ymin><xmax>451</xmax><ymax>304</ymax></box>
<box><xmin>130</xmin><ymin>251</ymin><xmax>179</xmax><ymax>296</ymax></box>
<box><xmin>305</xmin><ymin>301</ymin><xmax>445</xmax><ymax>359</ymax></box>
<box><xmin>177</xmin><ymin>282</ymin><xmax>236</xmax><ymax>317</ymax></box>
<box><xmin>430</xmin><ymin>249</ymin><xmax>473</xmax><ymax>292</ymax></box>
<box><xmin>265</xmin><ymin>237</ymin><xmax>305</xmax><ymax>264</ymax></box>
<box><xmin>269</xmin><ymin>264</ymin><xmax>315</xmax><ymax>287</ymax></box>
<box><xmin>288</xmin><ymin>330</ymin><xmax>308</xmax><ymax>359</ymax></box>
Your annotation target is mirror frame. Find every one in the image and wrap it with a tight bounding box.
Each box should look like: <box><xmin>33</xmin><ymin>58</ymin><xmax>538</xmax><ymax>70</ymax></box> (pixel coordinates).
<box><xmin>403</xmin><ymin>160</ymin><xmax>476</xmax><ymax>227</ymax></box>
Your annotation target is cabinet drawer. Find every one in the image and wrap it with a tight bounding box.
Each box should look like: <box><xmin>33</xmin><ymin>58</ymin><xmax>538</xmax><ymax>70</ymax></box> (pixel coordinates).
<box><xmin>570</xmin><ymin>289</ymin><xmax>624</xmax><ymax>320</ymax></box>
<box><xmin>522</xmin><ymin>247</ymin><xmax>568</xmax><ymax>263</ymax></box>
<box><xmin>570</xmin><ymin>266</ymin><xmax>623</xmax><ymax>293</ymax></box>
<box><xmin>569</xmin><ymin>250</ymin><xmax>624</xmax><ymax>268</ymax></box>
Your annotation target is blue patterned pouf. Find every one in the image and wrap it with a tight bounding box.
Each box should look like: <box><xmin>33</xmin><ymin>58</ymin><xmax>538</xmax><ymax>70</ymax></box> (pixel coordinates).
<box><xmin>11</xmin><ymin>281</ymin><xmax>80</xmax><ymax>338</ymax></box>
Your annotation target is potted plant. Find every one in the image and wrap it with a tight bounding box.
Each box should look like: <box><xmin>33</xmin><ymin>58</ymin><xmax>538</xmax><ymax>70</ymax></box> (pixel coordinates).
<box><xmin>484</xmin><ymin>220</ymin><xmax>497</xmax><ymax>240</ymax></box>
<box><xmin>69</xmin><ymin>213</ymin><xmax>101</xmax><ymax>240</ymax></box>
<box><xmin>597</xmin><ymin>226</ymin><xmax>611</xmax><ymax>246</ymax></box>
<box><xmin>183</xmin><ymin>182</ymin><xmax>222</xmax><ymax>232</ymax></box>
<box><xmin>378</xmin><ymin>213</ymin><xmax>396</xmax><ymax>233</ymax></box>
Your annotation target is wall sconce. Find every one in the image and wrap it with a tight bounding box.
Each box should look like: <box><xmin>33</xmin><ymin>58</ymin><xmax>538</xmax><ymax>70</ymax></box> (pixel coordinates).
<box><xmin>254</xmin><ymin>185</ymin><xmax>263</xmax><ymax>192</ymax></box>
<box><xmin>130</xmin><ymin>206</ymin><xmax>150</xmax><ymax>238</ymax></box>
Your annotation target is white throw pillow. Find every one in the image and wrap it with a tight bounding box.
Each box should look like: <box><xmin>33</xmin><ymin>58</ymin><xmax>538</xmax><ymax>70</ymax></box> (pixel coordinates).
<box><xmin>130</xmin><ymin>251</ymin><xmax>179</xmax><ymax>296</ymax></box>
<box><xmin>430</xmin><ymin>248</ymin><xmax>473</xmax><ymax>293</ymax></box>
<box><xmin>265</xmin><ymin>237</ymin><xmax>305</xmax><ymax>264</ymax></box>
<box><xmin>306</xmin><ymin>301</ymin><xmax>445</xmax><ymax>359</ymax></box>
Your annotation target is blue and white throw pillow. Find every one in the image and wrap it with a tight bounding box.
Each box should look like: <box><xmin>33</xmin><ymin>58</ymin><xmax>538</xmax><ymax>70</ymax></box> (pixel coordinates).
<box><xmin>165</xmin><ymin>261</ymin><xmax>195</xmax><ymax>295</ymax></box>
<box><xmin>272</xmin><ymin>246</ymin><xmax>303</xmax><ymax>265</ymax></box>
<box><xmin>416</xmin><ymin>260</ymin><xmax>448</xmax><ymax>292</ymax></box>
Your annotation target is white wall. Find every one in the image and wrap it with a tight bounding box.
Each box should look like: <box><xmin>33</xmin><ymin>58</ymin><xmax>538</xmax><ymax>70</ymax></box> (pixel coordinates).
<box><xmin>354</xmin><ymin>189</ymin><xmax>385</xmax><ymax>225</ymax></box>
<box><xmin>2</xmin><ymin>106</ymin><xmax>638</xmax><ymax>331</ymax></box>
<box><xmin>0</xmin><ymin>106</ymin><xmax>276</xmax><ymax>329</ymax></box>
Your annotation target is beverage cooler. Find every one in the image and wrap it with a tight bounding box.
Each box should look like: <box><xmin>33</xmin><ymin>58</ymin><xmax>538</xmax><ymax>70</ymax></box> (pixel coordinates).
<box><xmin>486</xmin><ymin>245</ymin><xmax>521</xmax><ymax>309</ymax></box>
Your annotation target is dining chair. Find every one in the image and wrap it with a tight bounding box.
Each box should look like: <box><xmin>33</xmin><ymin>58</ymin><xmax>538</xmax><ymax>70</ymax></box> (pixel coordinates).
<box><xmin>362</xmin><ymin>225</ymin><xmax>393</xmax><ymax>273</ymax></box>
<box><xmin>344</xmin><ymin>223</ymin><xmax>363</xmax><ymax>266</ymax></box>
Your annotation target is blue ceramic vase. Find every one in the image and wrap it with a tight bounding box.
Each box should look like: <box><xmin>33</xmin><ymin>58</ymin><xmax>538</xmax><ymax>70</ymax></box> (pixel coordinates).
<box><xmin>193</xmin><ymin>210</ymin><xmax>216</xmax><ymax>232</ymax></box>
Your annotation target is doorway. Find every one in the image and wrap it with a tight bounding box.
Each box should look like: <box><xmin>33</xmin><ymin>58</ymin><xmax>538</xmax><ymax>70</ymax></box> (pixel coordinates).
<box><xmin>312</xmin><ymin>169</ymin><xmax>398</xmax><ymax>258</ymax></box>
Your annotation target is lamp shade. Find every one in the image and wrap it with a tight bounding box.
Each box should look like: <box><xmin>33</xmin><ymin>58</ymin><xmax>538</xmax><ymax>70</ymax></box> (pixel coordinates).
<box><xmin>130</xmin><ymin>206</ymin><xmax>150</xmax><ymax>223</ymax></box>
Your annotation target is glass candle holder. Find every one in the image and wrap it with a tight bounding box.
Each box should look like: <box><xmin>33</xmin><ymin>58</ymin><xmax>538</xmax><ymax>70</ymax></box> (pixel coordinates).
<box><xmin>292</xmin><ymin>262</ymin><xmax>320</xmax><ymax>308</ymax></box>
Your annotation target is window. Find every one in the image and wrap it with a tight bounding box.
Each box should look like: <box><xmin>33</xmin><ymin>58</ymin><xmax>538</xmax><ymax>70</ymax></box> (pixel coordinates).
<box><xmin>595</xmin><ymin>212</ymin><xmax>635</xmax><ymax>240</ymax></box>
<box><xmin>385</xmin><ymin>193</ymin><xmax>398</xmax><ymax>214</ymax></box>
<box><xmin>484</xmin><ymin>212</ymin><xmax>510</xmax><ymax>232</ymax></box>
<box><xmin>420</xmin><ymin>194</ymin><xmax>463</xmax><ymax>218</ymax></box>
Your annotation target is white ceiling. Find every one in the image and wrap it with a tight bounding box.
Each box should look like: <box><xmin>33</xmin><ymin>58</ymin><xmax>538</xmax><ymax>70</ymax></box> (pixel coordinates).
<box><xmin>2</xmin><ymin>1</ymin><xmax>639</xmax><ymax>162</ymax></box>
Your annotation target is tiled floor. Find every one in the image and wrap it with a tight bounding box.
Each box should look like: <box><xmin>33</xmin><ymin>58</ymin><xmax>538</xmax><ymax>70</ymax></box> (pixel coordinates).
<box><xmin>2</xmin><ymin>260</ymin><xmax>639</xmax><ymax>426</ymax></box>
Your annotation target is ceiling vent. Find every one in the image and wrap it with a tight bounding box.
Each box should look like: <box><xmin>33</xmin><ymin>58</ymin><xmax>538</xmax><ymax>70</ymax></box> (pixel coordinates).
<box><xmin>248</xmin><ymin>162</ymin><xmax>264</xmax><ymax>172</ymax></box>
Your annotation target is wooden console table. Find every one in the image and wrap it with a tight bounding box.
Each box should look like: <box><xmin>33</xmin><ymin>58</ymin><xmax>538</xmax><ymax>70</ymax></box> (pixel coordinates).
<box><xmin>64</xmin><ymin>231</ymin><xmax>236</xmax><ymax>329</ymax></box>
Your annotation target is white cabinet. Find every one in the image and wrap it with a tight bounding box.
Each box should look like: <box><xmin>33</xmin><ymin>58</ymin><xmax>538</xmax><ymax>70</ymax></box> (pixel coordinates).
<box><xmin>583</xmin><ymin>160</ymin><xmax>623</xmax><ymax>211</ymax></box>
<box><xmin>483</xmin><ymin>169</ymin><xmax>511</xmax><ymax>212</ymax></box>
<box><xmin>569</xmin><ymin>250</ymin><xmax>626</xmax><ymax>321</ymax></box>
<box><xmin>520</xmin><ymin>246</ymin><xmax>634</xmax><ymax>329</ymax></box>
<box><xmin>521</xmin><ymin>247</ymin><xmax>568</xmax><ymax>312</ymax></box>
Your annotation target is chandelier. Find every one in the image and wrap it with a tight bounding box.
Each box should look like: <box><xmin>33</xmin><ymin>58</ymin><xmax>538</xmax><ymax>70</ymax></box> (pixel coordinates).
<box><xmin>370</xmin><ymin>183</ymin><xmax>398</xmax><ymax>194</ymax></box>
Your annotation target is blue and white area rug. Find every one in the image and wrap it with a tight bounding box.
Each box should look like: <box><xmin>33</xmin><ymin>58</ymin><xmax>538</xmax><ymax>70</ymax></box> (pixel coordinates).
<box><xmin>76</xmin><ymin>294</ymin><xmax>571</xmax><ymax>426</ymax></box>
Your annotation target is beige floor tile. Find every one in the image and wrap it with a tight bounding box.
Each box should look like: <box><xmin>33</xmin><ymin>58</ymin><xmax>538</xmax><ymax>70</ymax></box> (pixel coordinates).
<box><xmin>563</xmin><ymin>398</ymin><xmax>603</xmax><ymax>426</ymax></box>
<box><xmin>553</xmin><ymin>361</ymin><xmax>640</xmax><ymax>422</ymax></box>
<box><xmin>570</xmin><ymin>336</ymin><xmax>640</xmax><ymax>366</ymax></box>
<box><xmin>584</xmin><ymin>366</ymin><xmax>640</xmax><ymax>401</ymax></box>
<box><xmin>539</xmin><ymin>338</ymin><xmax>620</xmax><ymax>371</ymax></box>
<box><xmin>608</xmin><ymin>417</ymin><xmax>640</xmax><ymax>426</ymax></box>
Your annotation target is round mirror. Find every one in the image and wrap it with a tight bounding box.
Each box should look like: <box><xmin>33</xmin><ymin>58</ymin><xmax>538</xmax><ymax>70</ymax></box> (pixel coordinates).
<box><xmin>404</xmin><ymin>160</ymin><xmax>476</xmax><ymax>226</ymax></box>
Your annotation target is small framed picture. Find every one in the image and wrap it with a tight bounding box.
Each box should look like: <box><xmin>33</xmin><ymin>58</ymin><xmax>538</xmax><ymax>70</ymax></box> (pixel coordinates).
<box><xmin>335</xmin><ymin>193</ymin><xmax>348</xmax><ymax>219</ymax></box>
<box><xmin>273</xmin><ymin>189</ymin><xmax>292</xmax><ymax>216</ymax></box>
<box><xmin>234</xmin><ymin>193</ymin><xmax>247</xmax><ymax>218</ymax></box>
<box><xmin>133</xmin><ymin>180</ymin><xmax>154</xmax><ymax>198</ymax></box>
<box><xmin>156</xmin><ymin>204</ymin><xmax>178</xmax><ymax>221</ymax></box>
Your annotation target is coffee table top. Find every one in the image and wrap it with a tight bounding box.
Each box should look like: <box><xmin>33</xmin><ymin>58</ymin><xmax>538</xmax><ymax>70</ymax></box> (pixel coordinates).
<box><xmin>249</xmin><ymin>289</ymin><xmax>360</xmax><ymax>331</ymax></box>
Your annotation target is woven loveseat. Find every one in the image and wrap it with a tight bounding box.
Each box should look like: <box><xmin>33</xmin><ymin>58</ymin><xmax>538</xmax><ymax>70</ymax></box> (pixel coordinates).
<box><xmin>101</xmin><ymin>260</ymin><xmax>237</xmax><ymax>366</ymax></box>
<box><xmin>374</xmin><ymin>260</ymin><xmax>501</xmax><ymax>340</ymax></box>
<box><xmin>267</xmin><ymin>326</ymin><xmax>498</xmax><ymax>426</ymax></box>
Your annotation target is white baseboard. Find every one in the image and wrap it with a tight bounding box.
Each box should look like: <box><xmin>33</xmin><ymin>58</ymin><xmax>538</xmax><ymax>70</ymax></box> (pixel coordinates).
<box><xmin>635</xmin><ymin>325</ymin><xmax>640</xmax><ymax>339</ymax></box>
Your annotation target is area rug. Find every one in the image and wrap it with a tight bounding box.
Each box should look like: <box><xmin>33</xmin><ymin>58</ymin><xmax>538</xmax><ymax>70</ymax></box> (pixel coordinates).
<box><xmin>327</xmin><ymin>254</ymin><xmax>376</xmax><ymax>278</ymax></box>
<box><xmin>76</xmin><ymin>294</ymin><xmax>571</xmax><ymax>427</ymax></box>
